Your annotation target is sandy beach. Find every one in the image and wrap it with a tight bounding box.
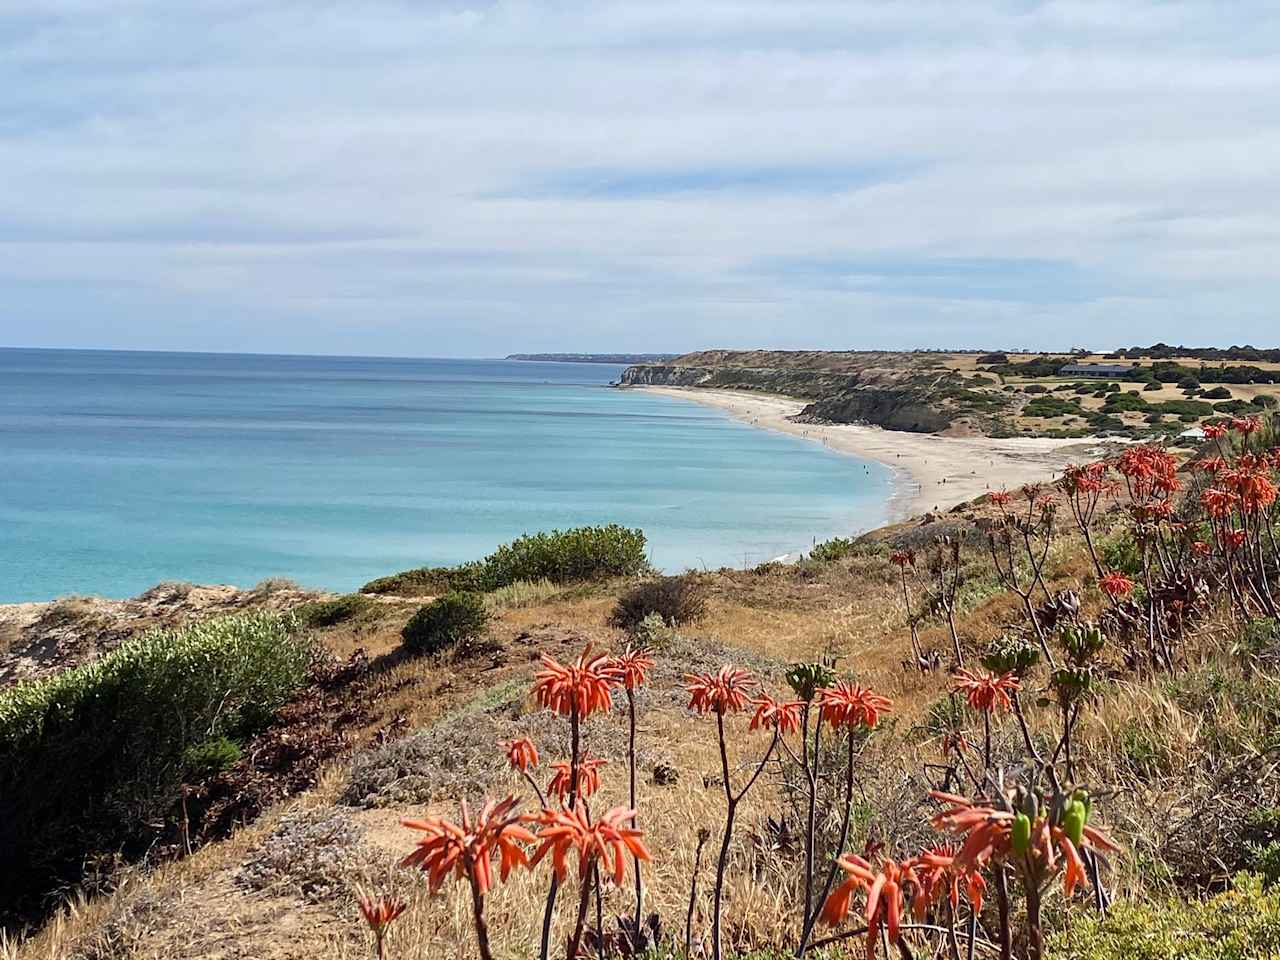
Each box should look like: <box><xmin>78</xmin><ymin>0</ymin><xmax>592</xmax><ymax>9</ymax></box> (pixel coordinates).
<box><xmin>633</xmin><ymin>386</ymin><xmax>1113</xmax><ymax>521</ymax></box>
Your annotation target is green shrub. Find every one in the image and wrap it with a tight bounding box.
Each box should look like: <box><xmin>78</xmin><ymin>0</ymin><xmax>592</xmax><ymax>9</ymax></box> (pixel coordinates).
<box><xmin>1102</xmin><ymin>535</ymin><xmax>1144</xmax><ymax>577</ymax></box>
<box><xmin>809</xmin><ymin>537</ymin><xmax>859</xmax><ymax>563</ymax></box>
<box><xmin>363</xmin><ymin>525</ymin><xmax>649</xmax><ymax>595</ymax></box>
<box><xmin>1048</xmin><ymin>873</ymin><xmax>1280</xmax><ymax>959</ymax></box>
<box><xmin>359</xmin><ymin>561</ymin><xmax>487</xmax><ymax>596</ymax></box>
<box><xmin>1024</xmin><ymin>396</ymin><xmax>1083</xmax><ymax>419</ymax></box>
<box><xmin>1216</xmin><ymin>399</ymin><xmax>1253</xmax><ymax>414</ymax></box>
<box><xmin>0</xmin><ymin>613</ymin><xmax>311</xmax><ymax>913</ymax></box>
<box><xmin>482</xmin><ymin>525</ymin><xmax>649</xmax><ymax>587</ymax></box>
<box><xmin>1152</xmin><ymin>399</ymin><xmax>1213</xmax><ymax>417</ymax></box>
<box><xmin>1246</xmin><ymin>842</ymin><xmax>1280</xmax><ymax>888</ymax></box>
<box><xmin>296</xmin><ymin>593</ymin><xmax>374</xmax><ymax>628</ymax></box>
<box><xmin>182</xmin><ymin>736</ymin><xmax>243</xmax><ymax>780</ymax></box>
<box><xmin>402</xmin><ymin>592</ymin><xmax>490</xmax><ymax>655</ymax></box>
<box><xmin>610</xmin><ymin>575</ymin><xmax>707</xmax><ymax>630</ymax></box>
<box><xmin>1143</xmin><ymin>380</ymin><xmax>1163</xmax><ymax>392</ymax></box>
<box><xmin>1103</xmin><ymin>392</ymin><xmax>1149</xmax><ymax>413</ymax></box>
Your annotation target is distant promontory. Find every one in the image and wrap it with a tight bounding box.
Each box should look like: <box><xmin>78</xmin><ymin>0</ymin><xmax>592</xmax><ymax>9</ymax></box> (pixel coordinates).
<box><xmin>506</xmin><ymin>353</ymin><xmax>678</xmax><ymax>364</ymax></box>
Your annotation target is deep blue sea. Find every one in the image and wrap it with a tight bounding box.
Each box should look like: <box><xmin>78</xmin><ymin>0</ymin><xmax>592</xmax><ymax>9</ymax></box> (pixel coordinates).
<box><xmin>0</xmin><ymin>349</ymin><xmax>894</xmax><ymax>602</ymax></box>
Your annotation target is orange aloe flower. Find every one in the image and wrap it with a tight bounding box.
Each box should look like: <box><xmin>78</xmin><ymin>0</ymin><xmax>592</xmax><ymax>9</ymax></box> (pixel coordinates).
<box><xmin>504</xmin><ymin>737</ymin><xmax>539</xmax><ymax>773</ymax></box>
<box><xmin>929</xmin><ymin>791</ymin><xmax>1119</xmax><ymax>897</ymax></box>
<box><xmin>356</xmin><ymin>888</ymin><xmax>407</xmax><ymax>939</ymax></box>
<box><xmin>685</xmin><ymin>666</ymin><xmax>755</xmax><ymax>715</ymax></box>
<box><xmin>533</xmin><ymin>645</ymin><xmax>622</xmax><ymax>719</ymax></box>
<box><xmin>951</xmin><ymin>668</ymin><xmax>1019</xmax><ymax>714</ymax></box>
<box><xmin>547</xmin><ymin>755</ymin><xmax>607</xmax><ymax>802</ymax></box>
<box><xmin>1224</xmin><ymin>466</ymin><xmax>1278</xmax><ymax>513</ymax></box>
<box><xmin>749</xmin><ymin>693</ymin><xmax>803</xmax><ymax>735</ymax></box>
<box><xmin>889</xmin><ymin>550</ymin><xmax>915</xmax><ymax>568</ymax></box>
<box><xmin>1098</xmin><ymin>571</ymin><xmax>1135</xmax><ymax>598</ymax></box>
<box><xmin>1195</xmin><ymin>455</ymin><xmax>1227</xmax><ymax>475</ymax></box>
<box><xmin>988</xmin><ymin>490</ymin><xmax>1012</xmax><ymax>508</ymax></box>
<box><xmin>608</xmin><ymin>646</ymin><xmax>655</xmax><ymax>691</ymax></box>
<box><xmin>530</xmin><ymin>804</ymin><xmax>652</xmax><ymax>885</ymax></box>
<box><xmin>819</xmin><ymin>854</ymin><xmax>911</xmax><ymax>959</ymax></box>
<box><xmin>817</xmin><ymin>681</ymin><xmax>893</xmax><ymax>730</ymax></box>
<box><xmin>907</xmin><ymin>843</ymin><xmax>986</xmax><ymax>916</ymax></box>
<box><xmin>1201</xmin><ymin>487</ymin><xmax>1238</xmax><ymax>519</ymax></box>
<box><xmin>401</xmin><ymin>795</ymin><xmax>535</xmax><ymax>895</ymax></box>
<box><xmin>1203</xmin><ymin>422</ymin><xmax>1228</xmax><ymax>440</ymax></box>
<box><xmin>1231</xmin><ymin>415</ymin><xmax>1262</xmax><ymax>436</ymax></box>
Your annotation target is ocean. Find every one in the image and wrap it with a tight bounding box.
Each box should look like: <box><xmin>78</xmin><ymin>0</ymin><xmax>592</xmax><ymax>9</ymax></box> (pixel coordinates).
<box><xmin>0</xmin><ymin>349</ymin><xmax>894</xmax><ymax>603</ymax></box>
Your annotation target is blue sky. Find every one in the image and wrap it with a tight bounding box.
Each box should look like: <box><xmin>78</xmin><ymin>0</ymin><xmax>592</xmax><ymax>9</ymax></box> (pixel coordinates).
<box><xmin>2</xmin><ymin>1</ymin><xmax>1279</xmax><ymax>356</ymax></box>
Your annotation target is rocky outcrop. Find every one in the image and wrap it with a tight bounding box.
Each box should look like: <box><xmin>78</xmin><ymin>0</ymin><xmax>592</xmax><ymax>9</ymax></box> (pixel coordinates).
<box><xmin>797</xmin><ymin>390</ymin><xmax>953</xmax><ymax>434</ymax></box>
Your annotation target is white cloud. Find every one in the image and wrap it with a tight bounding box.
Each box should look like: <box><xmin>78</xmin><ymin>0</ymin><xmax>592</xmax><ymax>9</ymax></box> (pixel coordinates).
<box><xmin>2</xmin><ymin>0</ymin><xmax>1279</xmax><ymax>353</ymax></box>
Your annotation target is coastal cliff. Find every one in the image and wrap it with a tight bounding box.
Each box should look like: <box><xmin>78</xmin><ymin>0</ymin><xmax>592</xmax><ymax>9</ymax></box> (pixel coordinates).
<box><xmin>620</xmin><ymin>350</ymin><xmax>1006</xmax><ymax>435</ymax></box>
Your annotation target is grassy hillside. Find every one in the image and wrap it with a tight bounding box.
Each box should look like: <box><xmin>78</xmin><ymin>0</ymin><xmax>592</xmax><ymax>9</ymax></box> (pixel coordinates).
<box><xmin>5</xmin><ymin>420</ymin><xmax>1280</xmax><ymax>959</ymax></box>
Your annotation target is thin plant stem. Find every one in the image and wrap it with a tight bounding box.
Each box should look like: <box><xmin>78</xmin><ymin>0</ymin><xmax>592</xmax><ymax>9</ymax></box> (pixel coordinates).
<box><xmin>627</xmin><ymin>689</ymin><xmax>643</xmax><ymax>937</ymax></box>
<box><xmin>539</xmin><ymin>704</ymin><xmax>581</xmax><ymax>960</ymax></box>
<box><xmin>469</xmin><ymin>871</ymin><xmax>494</xmax><ymax>960</ymax></box>
<box><xmin>994</xmin><ymin>866</ymin><xmax>1012</xmax><ymax>960</ymax></box>
<box><xmin>686</xmin><ymin>830</ymin><xmax>709</xmax><ymax>957</ymax></box>
<box><xmin>798</xmin><ymin>730</ymin><xmax>855</xmax><ymax>955</ymax></box>
<box><xmin>566</xmin><ymin>872</ymin><xmax>592</xmax><ymax>960</ymax></box>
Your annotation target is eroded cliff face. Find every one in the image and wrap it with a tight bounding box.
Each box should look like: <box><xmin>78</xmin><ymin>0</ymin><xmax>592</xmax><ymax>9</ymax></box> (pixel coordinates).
<box><xmin>619</xmin><ymin>358</ymin><xmax>960</xmax><ymax>434</ymax></box>
<box><xmin>619</xmin><ymin>363</ymin><xmax>865</xmax><ymax>399</ymax></box>
<box><xmin>795</xmin><ymin>391</ymin><xmax>953</xmax><ymax>434</ymax></box>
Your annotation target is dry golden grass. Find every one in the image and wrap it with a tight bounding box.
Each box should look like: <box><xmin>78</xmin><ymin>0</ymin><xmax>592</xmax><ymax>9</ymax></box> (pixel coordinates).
<box><xmin>10</xmin><ymin>521</ymin><xmax>1277</xmax><ymax>960</ymax></box>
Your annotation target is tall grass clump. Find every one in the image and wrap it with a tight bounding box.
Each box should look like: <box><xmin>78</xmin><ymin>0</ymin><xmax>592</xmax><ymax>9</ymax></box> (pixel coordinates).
<box><xmin>0</xmin><ymin>612</ymin><xmax>313</xmax><ymax>918</ymax></box>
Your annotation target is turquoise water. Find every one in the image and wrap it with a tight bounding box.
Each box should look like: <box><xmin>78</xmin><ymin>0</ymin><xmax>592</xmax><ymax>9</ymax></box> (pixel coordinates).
<box><xmin>0</xmin><ymin>349</ymin><xmax>894</xmax><ymax>602</ymax></box>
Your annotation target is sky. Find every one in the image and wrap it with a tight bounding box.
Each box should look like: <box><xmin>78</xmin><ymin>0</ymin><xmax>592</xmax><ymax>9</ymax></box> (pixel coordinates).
<box><xmin>2</xmin><ymin>1</ymin><xmax>1279</xmax><ymax>357</ymax></box>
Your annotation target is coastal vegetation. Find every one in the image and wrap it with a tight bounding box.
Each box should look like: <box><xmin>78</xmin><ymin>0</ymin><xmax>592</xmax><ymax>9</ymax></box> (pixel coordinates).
<box><xmin>620</xmin><ymin>347</ymin><xmax>1280</xmax><ymax>441</ymax></box>
<box><xmin>401</xmin><ymin>592</ymin><xmax>490</xmax><ymax>655</ymax></box>
<box><xmin>0</xmin><ymin>612</ymin><xmax>313</xmax><ymax>921</ymax></box>
<box><xmin>360</xmin><ymin>525</ymin><xmax>650</xmax><ymax>596</ymax></box>
<box><xmin>3</xmin><ymin>415</ymin><xmax>1280</xmax><ymax>959</ymax></box>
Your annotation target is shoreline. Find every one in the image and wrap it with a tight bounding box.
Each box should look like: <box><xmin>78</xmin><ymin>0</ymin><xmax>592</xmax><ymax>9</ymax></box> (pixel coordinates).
<box><xmin>630</xmin><ymin>385</ymin><xmax>1112</xmax><ymax>521</ymax></box>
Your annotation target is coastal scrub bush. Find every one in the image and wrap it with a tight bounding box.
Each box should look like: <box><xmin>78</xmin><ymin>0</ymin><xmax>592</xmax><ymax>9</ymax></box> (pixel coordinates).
<box><xmin>808</xmin><ymin>536</ymin><xmax>858</xmax><ymax>563</ymax></box>
<box><xmin>0</xmin><ymin>612</ymin><xmax>312</xmax><ymax>915</ymax></box>
<box><xmin>361</xmin><ymin>525</ymin><xmax>649</xmax><ymax>595</ymax></box>
<box><xmin>182</xmin><ymin>735</ymin><xmax>243</xmax><ymax>780</ymax></box>
<box><xmin>1024</xmin><ymin>396</ymin><xmax>1083</xmax><ymax>419</ymax></box>
<box><xmin>296</xmin><ymin>593</ymin><xmax>374</xmax><ymax>628</ymax></box>
<box><xmin>359</xmin><ymin>561</ymin><xmax>488</xmax><ymax>596</ymax></box>
<box><xmin>482</xmin><ymin>524</ymin><xmax>649</xmax><ymax>587</ymax></box>
<box><xmin>1047</xmin><ymin>874</ymin><xmax>1280</xmax><ymax>959</ymax></box>
<box><xmin>401</xmin><ymin>591</ymin><xmax>490</xmax><ymax>655</ymax></box>
<box><xmin>609</xmin><ymin>574</ymin><xmax>707</xmax><ymax>630</ymax></box>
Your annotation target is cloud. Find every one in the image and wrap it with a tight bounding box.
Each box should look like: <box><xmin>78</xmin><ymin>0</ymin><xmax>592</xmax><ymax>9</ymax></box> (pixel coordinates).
<box><xmin>1</xmin><ymin>1</ymin><xmax>1279</xmax><ymax>354</ymax></box>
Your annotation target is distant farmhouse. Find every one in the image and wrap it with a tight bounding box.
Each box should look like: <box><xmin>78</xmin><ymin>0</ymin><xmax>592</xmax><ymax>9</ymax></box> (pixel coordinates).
<box><xmin>1057</xmin><ymin>362</ymin><xmax>1134</xmax><ymax>379</ymax></box>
